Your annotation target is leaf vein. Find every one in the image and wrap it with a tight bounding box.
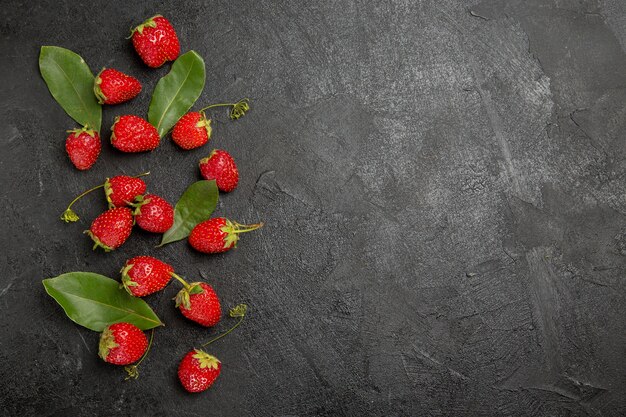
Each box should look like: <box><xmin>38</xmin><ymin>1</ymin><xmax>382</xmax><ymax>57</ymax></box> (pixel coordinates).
<box><xmin>155</xmin><ymin>60</ymin><xmax>199</xmax><ymax>134</ymax></box>
<box><xmin>57</xmin><ymin>291</ymin><xmax>161</xmax><ymax>325</ymax></box>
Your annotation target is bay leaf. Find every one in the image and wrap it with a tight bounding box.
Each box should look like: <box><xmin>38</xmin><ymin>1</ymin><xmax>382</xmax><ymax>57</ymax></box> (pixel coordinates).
<box><xmin>159</xmin><ymin>180</ymin><xmax>218</xmax><ymax>246</ymax></box>
<box><xmin>39</xmin><ymin>46</ymin><xmax>102</xmax><ymax>132</ymax></box>
<box><xmin>148</xmin><ymin>50</ymin><xmax>206</xmax><ymax>137</ymax></box>
<box><xmin>43</xmin><ymin>272</ymin><xmax>163</xmax><ymax>331</ymax></box>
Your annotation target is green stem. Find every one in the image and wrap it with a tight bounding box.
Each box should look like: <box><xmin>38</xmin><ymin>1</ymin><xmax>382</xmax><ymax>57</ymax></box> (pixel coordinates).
<box><xmin>198</xmin><ymin>102</ymin><xmax>237</xmax><ymax>112</ymax></box>
<box><xmin>124</xmin><ymin>328</ymin><xmax>154</xmax><ymax>380</ymax></box>
<box><xmin>232</xmin><ymin>222</ymin><xmax>264</xmax><ymax>234</ymax></box>
<box><xmin>201</xmin><ymin>308</ymin><xmax>247</xmax><ymax>347</ymax></box>
<box><xmin>170</xmin><ymin>272</ymin><xmax>192</xmax><ymax>291</ymax></box>
<box><xmin>66</xmin><ymin>184</ymin><xmax>104</xmax><ymax>211</ymax></box>
<box><xmin>64</xmin><ymin>171</ymin><xmax>151</xmax><ymax>211</ymax></box>
<box><xmin>135</xmin><ymin>328</ymin><xmax>154</xmax><ymax>368</ymax></box>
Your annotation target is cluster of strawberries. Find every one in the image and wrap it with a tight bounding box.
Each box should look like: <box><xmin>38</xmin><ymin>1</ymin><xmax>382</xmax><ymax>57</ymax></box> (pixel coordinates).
<box><xmin>63</xmin><ymin>172</ymin><xmax>259</xmax><ymax>253</ymax></box>
<box><xmin>81</xmin><ymin>174</ymin><xmax>173</xmax><ymax>251</ymax></box>
<box><xmin>99</xmin><ymin>255</ymin><xmax>232</xmax><ymax>392</ymax></box>
<box><xmin>65</xmin><ymin>14</ymin><xmax>244</xmax><ymax>193</ymax></box>
<box><xmin>57</xmin><ymin>15</ymin><xmax>261</xmax><ymax>393</ymax></box>
<box><xmin>61</xmin><ymin>15</ymin><xmax>259</xmax><ymax>254</ymax></box>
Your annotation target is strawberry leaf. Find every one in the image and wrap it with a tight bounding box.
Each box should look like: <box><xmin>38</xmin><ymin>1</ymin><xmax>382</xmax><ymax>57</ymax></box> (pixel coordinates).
<box><xmin>159</xmin><ymin>180</ymin><xmax>218</xmax><ymax>246</ymax></box>
<box><xmin>43</xmin><ymin>272</ymin><xmax>163</xmax><ymax>331</ymax></box>
<box><xmin>39</xmin><ymin>46</ymin><xmax>102</xmax><ymax>132</ymax></box>
<box><xmin>148</xmin><ymin>50</ymin><xmax>206</xmax><ymax>137</ymax></box>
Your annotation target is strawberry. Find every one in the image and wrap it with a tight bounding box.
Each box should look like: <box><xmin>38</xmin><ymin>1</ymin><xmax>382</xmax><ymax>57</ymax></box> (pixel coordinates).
<box><xmin>130</xmin><ymin>15</ymin><xmax>180</xmax><ymax>68</ymax></box>
<box><xmin>111</xmin><ymin>115</ymin><xmax>160</xmax><ymax>153</ymax></box>
<box><xmin>177</xmin><ymin>304</ymin><xmax>247</xmax><ymax>392</ymax></box>
<box><xmin>85</xmin><ymin>207</ymin><xmax>134</xmax><ymax>251</ymax></box>
<box><xmin>178</xmin><ymin>349</ymin><xmax>221</xmax><ymax>392</ymax></box>
<box><xmin>199</xmin><ymin>149</ymin><xmax>239</xmax><ymax>192</ymax></box>
<box><xmin>133</xmin><ymin>194</ymin><xmax>174</xmax><ymax>233</ymax></box>
<box><xmin>171</xmin><ymin>111</ymin><xmax>211</xmax><ymax>150</ymax></box>
<box><xmin>60</xmin><ymin>172</ymin><xmax>149</xmax><ymax>223</ymax></box>
<box><xmin>99</xmin><ymin>322</ymin><xmax>148</xmax><ymax>366</ymax></box>
<box><xmin>65</xmin><ymin>127</ymin><xmax>101</xmax><ymax>170</ymax></box>
<box><xmin>94</xmin><ymin>68</ymin><xmax>142</xmax><ymax>105</ymax></box>
<box><xmin>104</xmin><ymin>175</ymin><xmax>147</xmax><ymax>208</ymax></box>
<box><xmin>121</xmin><ymin>256</ymin><xmax>174</xmax><ymax>297</ymax></box>
<box><xmin>175</xmin><ymin>282</ymin><xmax>221</xmax><ymax>327</ymax></box>
<box><xmin>189</xmin><ymin>218</ymin><xmax>263</xmax><ymax>254</ymax></box>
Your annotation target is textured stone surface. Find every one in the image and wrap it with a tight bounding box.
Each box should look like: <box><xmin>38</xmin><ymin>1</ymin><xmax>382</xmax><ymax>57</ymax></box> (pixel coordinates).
<box><xmin>1</xmin><ymin>0</ymin><xmax>625</xmax><ymax>416</ymax></box>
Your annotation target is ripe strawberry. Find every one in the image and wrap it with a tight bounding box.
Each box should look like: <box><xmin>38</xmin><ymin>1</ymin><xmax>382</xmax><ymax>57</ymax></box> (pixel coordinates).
<box><xmin>65</xmin><ymin>127</ymin><xmax>101</xmax><ymax>170</ymax></box>
<box><xmin>172</xmin><ymin>111</ymin><xmax>212</xmax><ymax>150</ymax></box>
<box><xmin>178</xmin><ymin>349</ymin><xmax>221</xmax><ymax>392</ymax></box>
<box><xmin>85</xmin><ymin>207</ymin><xmax>134</xmax><ymax>251</ymax></box>
<box><xmin>111</xmin><ymin>115</ymin><xmax>160</xmax><ymax>153</ymax></box>
<box><xmin>99</xmin><ymin>322</ymin><xmax>148</xmax><ymax>366</ymax></box>
<box><xmin>121</xmin><ymin>256</ymin><xmax>174</xmax><ymax>297</ymax></box>
<box><xmin>189</xmin><ymin>217</ymin><xmax>263</xmax><ymax>254</ymax></box>
<box><xmin>130</xmin><ymin>15</ymin><xmax>180</xmax><ymax>68</ymax></box>
<box><xmin>133</xmin><ymin>194</ymin><xmax>174</xmax><ymax>233</ymax></box>
<box><xmin>94</xmin><ymin>68</ymin><xmax>142</xmax><ymax>105</ymax></box>
<box><xmin>105</xmin><ymin>175</ymin><xmax>147</xmax><ymax>207</ymax></box>
<box><xmin>175</xmin><ymin>282</ymin><xmax>221</xmax><ymax>327</ymax></box>
<box><xmin>199</xmin><ymin>149</ymin><xmax>239</xmax><ymax>192</ymax></box>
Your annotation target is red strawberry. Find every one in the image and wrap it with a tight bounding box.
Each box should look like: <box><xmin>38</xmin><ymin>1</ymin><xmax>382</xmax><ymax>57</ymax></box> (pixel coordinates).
<box><xmin>99</xmin><ymin>322</ymin><xmax>148</xmax><ymax>365</ymax></box>
<box><xmin>171</xmin><ymin>111</ymin><xmax>212</xmax><ymax>150</ymax></box>
<box><xmin>175</xmin><ymin>282</ymin><xmax>221</xmax><ymax>327</ymax></box>
<box><xmin>121</xmin><ymin>256</ymin><xmax>174</xmax><ymax>297</ymax></box>
<box><xmin>199</xmin><ymin>150</ymin><xmax>239</xmax><ymax>192</ymax></box>
<box><xmin>189</xmin><ymin>217</ymin><xmax>263</xmax><ymax>254</ymax></box>
<box><xmin>178</xmin><ymin>349</ymin><xmax>221</xmax><ymax>392</ymax></box>
<box><xmin>105</xmin><ymin>175</ymin><xmax>147</xmax><ymax>207</ymax></box>
<box><xmin>111</xmin><ymin>115</ymin><xmax>160</xmax><ymax>153</ymax></box>
<box><xmin>130</xmin><ymin>15</ymin><xmax>180</xmax><ymax>68</ymax></box>
<box><xmin>65</xmin><ymin>127</ymin><xmax>101</xmax><ymax>170</ymax></box>
<box><xmin>94</xmin><ymin>68</ymin><xmax>141</xmax><ymax>105</ymax></box>
<box><xmin>85</xmin><ymin>207</ymin><xmax>134</xmax><ymax>251</ymax></box>
<box><xmin>133</xmin><ymin>194</ymin><xmax>174</xmax><ymax>233</ymax></box>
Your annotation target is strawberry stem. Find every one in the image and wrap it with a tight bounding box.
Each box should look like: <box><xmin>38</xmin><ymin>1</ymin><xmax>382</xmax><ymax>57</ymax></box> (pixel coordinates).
<box><xmin>60</xmin><ymin>172</ymin><xmax>150</xmax><ymax>223</ymax></box>
<box><xmin>124</xmin><ymin>328</ymin><xmax>154</xmax><ymax>380</ymax></box>
<box><xmin>198</xmin><ymin>98</ymin><xmax>250</xmax><ymax>120</ymax></box>
<box><xmin>232</xmin><ymin>222</ymin><xmax>264</xmax><ymax>234</ymax></box>
<box><xmin>170</xmin><ymin>272</ymin><xmax>192</xmax><ymax>291</ymax></box>
<box><xmin>201</xmin><ymin>304</ymin><xmax>248</xmax><ymax>347</ymax></box>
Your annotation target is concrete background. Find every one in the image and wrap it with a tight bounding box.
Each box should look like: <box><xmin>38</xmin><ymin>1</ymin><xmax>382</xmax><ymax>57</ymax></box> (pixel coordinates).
<box><xmin>1</xmin><ymin>0</ymin><xmax>625</xmax><ymax>415</ymax></box>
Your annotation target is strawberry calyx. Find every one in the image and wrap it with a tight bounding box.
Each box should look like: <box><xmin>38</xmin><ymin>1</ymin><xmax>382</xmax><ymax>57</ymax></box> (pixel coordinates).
<box><xmin>110</xmin><ymin>117</ymin><xmax>120</xmax><ymax>144</ymax></box>
<box><xmin>129</xmin><ymin>14</ymin><xmax>162</xmax><ymax>37</ymax></box>
<box><xmin>98</xmin><ymin>326</ymin><xmax>119</xmax><ymax>361</ymax></box>
<box><xmin>93</xmin><ymin>68</ymin><xmax>108</xmax><ymax>104</ymax></box>
<box><xmin>84</xmin><ymin>229</ymin><xmax>115</xmax><ymax>252</ymax></box>
<box><xmin>196</xmin><ymin>112</ymin><xmax>213</xmax><ymax>140</ymax></box>
<box><xmin>174</xmin><ymin>280</ymin><xmax>204</xmax><ymax>310</ymax></box>
<box><xmin>192</xmin><ymin>349</ymin><xmax>221</xmax><ymax>369</ymax></box>
<box><xmin>220</xmin><ymin>219</ymin><xmax>264</xmax><ymax>249</ymax></box>
<box><xmin>199</xmin><ymin>149</ymin><xmax>219</xmax><ymax>166</ymax></box>
<box><xmin>130</xmin><ymin>194</ymin><xmax>151</xmax><ymax>216</ymax></box>
<box><xmin>67</xmin><ymin>126</ymin><xmax>97</xmax><ymax>138</ymax></box>
<box><xmin>103</xmin><ymin>177</ymin><xmax>115</xmax><ymax>208</ymax></box>
<box><xmin>120</xmin><ymin>263</ymin><xmax>139</xmax><ymax>295</ymax></box>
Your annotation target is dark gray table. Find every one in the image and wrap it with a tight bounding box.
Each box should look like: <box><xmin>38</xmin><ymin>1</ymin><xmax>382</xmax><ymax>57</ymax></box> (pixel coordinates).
<box><xmin>1</xmin><ymin>0</ymin><xmax>625</xmax><ymax>416</ymax></box>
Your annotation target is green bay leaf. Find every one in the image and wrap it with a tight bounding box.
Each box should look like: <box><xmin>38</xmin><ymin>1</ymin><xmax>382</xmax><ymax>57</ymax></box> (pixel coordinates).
<box><xmin>148</xmin><ymin>50</ymin><xmax>206</xmax><ymax>137</ymax></box>
<box><xmin>39</xmin><ymin>46</ymin><xmax>102</xmax><ymax>132</ymax></box>
<box><xmin>43</xmin><ymin>272</ymin><xmax>163</xmax><ymax>331</ymax></box>
<box><xmin>159</xmin><ymin>180</ymin><xmax>219</xmax><ymax>246</ymax></box>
